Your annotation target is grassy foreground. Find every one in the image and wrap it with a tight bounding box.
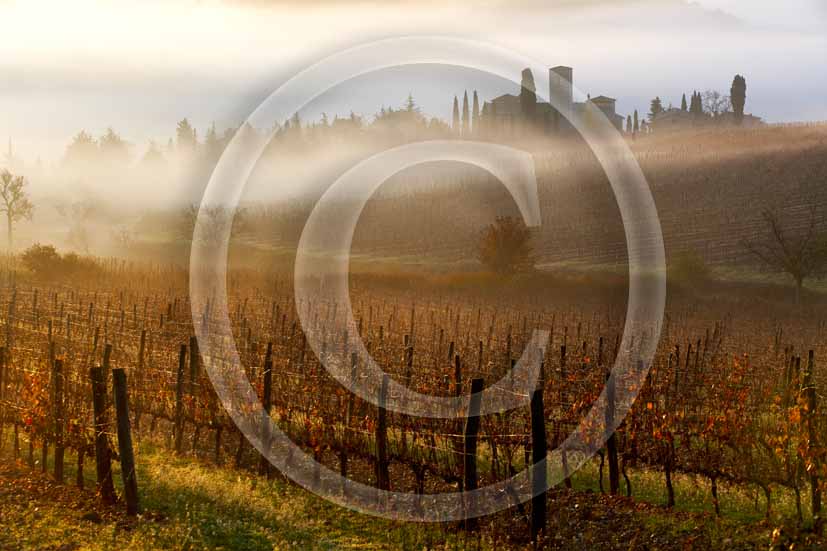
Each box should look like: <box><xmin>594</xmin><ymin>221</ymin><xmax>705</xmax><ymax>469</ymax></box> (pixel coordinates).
<box><xmin>0</xmin><ymin>438</ymin><xmax>824</xmax><ymax>550</ymax></box>
<box><xmin>0</xmin><ymin>442</ymin><xmax>488</xmax><ymax>551</ymax></box>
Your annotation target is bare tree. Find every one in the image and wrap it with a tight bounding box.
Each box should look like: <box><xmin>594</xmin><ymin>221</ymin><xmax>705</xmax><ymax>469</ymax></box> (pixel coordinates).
<box><xmin>56</xmin><ymin>200</ymin><xmax>97</xmax><ymax>254</ymax></box>
<box><xmin>744</xmin><ymin>205</ymin><xmax>827</xmax><ymax>304</ymax></box>
<box><xmin>701</xmin><ymin>90</ymin><xmax>732</xmax><ymax>118</ymax></box>
<box><xmin>180</xmin><ymin>204</ymin><xmax>246</xmax><ymax>247</ymax></box>
<box><xmin>0</xmin><ymin>170</ymin><xmax>34</xmax><ymax>252</ymax></box>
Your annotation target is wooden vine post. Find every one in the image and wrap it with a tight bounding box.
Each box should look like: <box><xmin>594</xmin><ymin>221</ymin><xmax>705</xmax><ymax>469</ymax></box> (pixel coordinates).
<box><xmin>340</xmin><ymin>350</ymin><xmax>358</xmax><ymax>489</ymax></box>
<box><xmin>91</xmin><ymin>360</ymin><xmax>116</xmax><ymax>504</ymax></box>
<box><xmin>0</xmin><ymin>347</ymin><xmax>5</xmax><ymax>453</ymax></box>
<box><xmin>5</xmin><ymin>289</ymin><xmax>15</xmax><ymax>357</ymax></box>
<box><xmin>112</xmin><ymin>368</ymin><xmax>141</xmax><ymax>515</ymax></box>
<box><xmin>138</xmin><ymin>329</ymin><xmax>146</xmax><ymax>370</ymax></box>
<box><xmin>134</xmin><ymin>329</ymin><xmax>146</xmax><ymax>433</ymax></box>
<box><xmin>259</xmin><ymin>344</ymin><xmax>273</xmax><ymax>477</ymax></box>
<box><xmin>375</xmin><ymin>374</ymin><xmax>390</xmax><ymax>492</ymax></box>
<box><xmin>41</xmin><ymin>342</ymin><xmax>55</xmax><ymax>473</ymax></box>
<box><xmin>463</xmin><ymin>377</ymin><xmax>484</xmax><ymax>531</ymax></box>
<box><xmin>664</xmin><ymin>353</ymin><xmax>676</xmax><ymax>508</ymax></box>
<box><xmin>174</xmin><ymin>344</ymin><xmax>186</xmax><ymax>453</ymax></box>
<box><xmin>188</xmin><ymin>335</ymin><xmax>199</xmax><ymax>394</ymax></box>
<box><xmin>606</xmin><ymin>363</ymin><xmax>620</xmax><ymax>495</ymax></box>
<box><xmin>802</xmin><ymin>350</ymin><xmax>821</xmax><ymax>533</ymax></box>
<box><xmin>531</xmin><ymin>369</ymin><xmax>548</xmax><ymax>543</ymax></box>
<box><xmin>188</xmin><ymin>336</ymin><xmax>200</xmax><ymax>449</ymax></box>
<box><xmin>560</xmin><ymin>344</ymin><xmax>572</xmax><ymax>489</ymax></box>
<box><xmin>53</xmin><ymin>358</ymin><xmax>65</xmax><ymax>483</ymax></box>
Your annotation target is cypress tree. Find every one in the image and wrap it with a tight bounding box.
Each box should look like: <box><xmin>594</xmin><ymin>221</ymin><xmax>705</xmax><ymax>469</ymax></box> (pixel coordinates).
<box><xmin>730</xmin><ymin>75</ymin><xmax>746</xmax><ymax>125</ymax></box>
<box><xmin>690</xmin><ymin>91</ymin><xmax>703</xmax><ymax>116</ymax></box>
<box><xmin>472</xmin><ymin>90</ymin><xmax>480</xmax><ymax>134</ymax></box>
<box><xmin>519</xmin><ymin>68</ymin><xmax>537</xmax><ymax>131</ymax></box>
<box><xmin>452</xmin><ymin>96</ymin><xmax>460</xmax><ymax>133</ymax></box>
<box><xmin>681</xmin><ymin>93</ymin><xmax>688</xmax><ymax>112</ymax></box>
<box><xmin>648</xmin><ymin>97</ymin><xmax>663</xmax><ymax>122</ymax></box>
<box><xmin>633</xmin><ymin>110</ymin><xmax>639</xmax><ymax>133</ymax></box>
<box><xmin>480</xmin><ymin>102</ymin><xmax>489</xmax><ymax>137</ymax></box>
<box><xmin>462</xmin><ymin>91</ymin><xmax>470</xmax><ymax>136</ymax></box>
<box><xmin>626</xmin><ymin>115</ymin><xmax>632</xmax><ymax>133</ymax></box>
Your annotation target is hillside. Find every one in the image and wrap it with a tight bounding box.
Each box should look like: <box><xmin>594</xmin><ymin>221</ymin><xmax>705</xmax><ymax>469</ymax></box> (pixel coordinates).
<box><xmin>225</xmin><ymin>123</ymin><xmax>827</xmax><ymax>276</ymax></box>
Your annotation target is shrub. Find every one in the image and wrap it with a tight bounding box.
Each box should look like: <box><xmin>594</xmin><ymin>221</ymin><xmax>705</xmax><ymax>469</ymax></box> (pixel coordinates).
<box><xmin>21</xmin><ymin>243</ymin><xmax>62</xmax><ymax>278</ymax></box>
<box><xmin>669</xmin><ymin>249</ymin><xmax>710</xmax><ymax>287</ymax></box>
<box><xmin>478</xmin><ymin>216</ymin><xmax>534</xmax><ymax>276</ymax></box>
<box><xmin>20</xmin><ymin>243</ymin><xmax>101</xmax><ymax>281</ymax></box>
<box><xmin>62</xmin><ymin>252</ymin><xmax>102</xmax><ymax>280</ymax></box>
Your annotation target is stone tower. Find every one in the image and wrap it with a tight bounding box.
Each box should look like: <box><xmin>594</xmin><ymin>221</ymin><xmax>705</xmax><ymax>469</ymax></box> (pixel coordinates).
<box><xmin>549</xmin><ymin>66</ymin><xmax>574</xmax><ymax>132</ymax></box>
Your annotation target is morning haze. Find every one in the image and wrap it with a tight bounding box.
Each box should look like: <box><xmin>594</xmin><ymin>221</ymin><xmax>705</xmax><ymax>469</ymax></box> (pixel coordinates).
<box><xmin>1</xmin><ymin>2</ymin><xmax>826</xmax><ymax>550</ymax></box>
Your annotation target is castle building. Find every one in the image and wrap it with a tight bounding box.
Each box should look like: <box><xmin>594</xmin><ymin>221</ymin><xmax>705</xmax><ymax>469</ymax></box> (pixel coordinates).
<box><xmin>480</xmin><ymin>66</ymin><xmax>625</xmax><ymax>137</ymax></box>
<box><xmin>470</xmin><ymin>66</ymin><xmax>760</xmax><ymax>138</ymax></box>
<box><xmin>589</xmin><ymin>96</ymin><xmax>625</xmax><ymax>131</ymax></box>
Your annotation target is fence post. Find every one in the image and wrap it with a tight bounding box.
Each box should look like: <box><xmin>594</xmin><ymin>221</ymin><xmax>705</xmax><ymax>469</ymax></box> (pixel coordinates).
<box><xmin>531</xmin><ymin>369</ymin><xmax>548</xmax><ymax>543</ymax></box>
<box><xmin>174</xmin><ymin>344</ymin><xmax>186</xmax><ymax>453</ymax></box>
<box><xmin>91</xmin><ymin>359</ymin><xmax>116</xmax><ymax>504</ymax></box>
<box><xmin>375</xmin><ymin>374</ymin><xmax>390</xmax><ymax>492</ymax></box>
<box><xmin>53</xmin><ymin>358</ymin><xmax>64</xmax><ymax>483</ymax></box>
<box><xmin>463</xmin><ymin>377</ymin><xmax>484</xmax><ymax>531</ymax></box>
<box><xmin>112</xmin><ymin>368</ymin><xmax>140</xmax><ymax>515</ymax></box>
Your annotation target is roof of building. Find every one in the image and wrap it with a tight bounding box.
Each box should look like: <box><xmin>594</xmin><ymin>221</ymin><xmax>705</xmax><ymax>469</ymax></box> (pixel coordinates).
<box><xmin>488</xmin><ymin>94</ymin><xmax>522</xmax><ymax>116</ymax></box>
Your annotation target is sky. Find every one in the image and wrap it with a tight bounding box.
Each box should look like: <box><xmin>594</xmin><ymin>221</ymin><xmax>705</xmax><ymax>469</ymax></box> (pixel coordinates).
<box><xmin>1</xmin><ymin>0</ymin><xmax>826</xmax><ymax>161</ymax></box>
